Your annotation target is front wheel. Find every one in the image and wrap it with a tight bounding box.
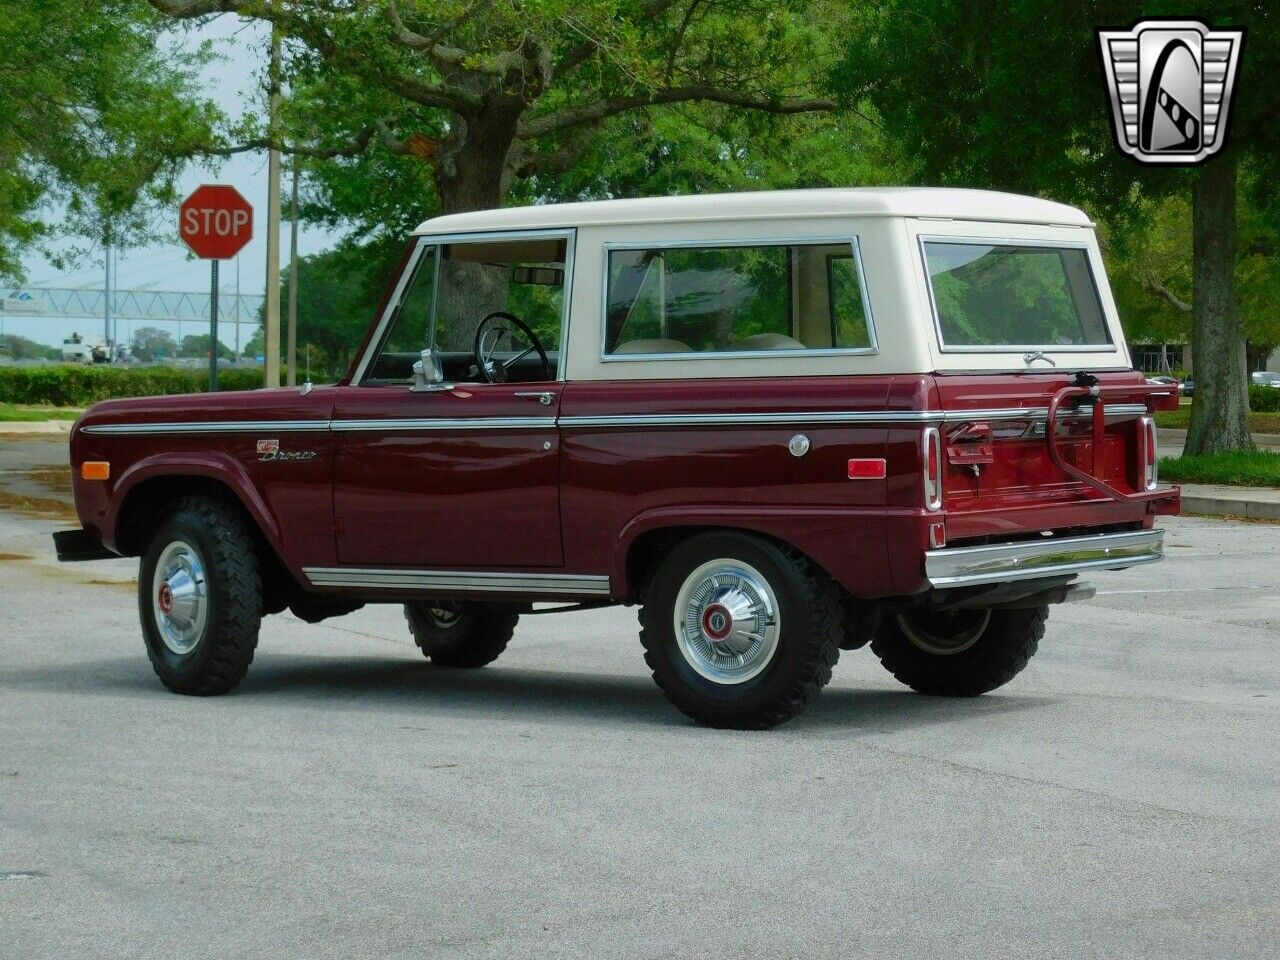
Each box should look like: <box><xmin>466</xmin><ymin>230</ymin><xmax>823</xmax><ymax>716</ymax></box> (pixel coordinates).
<box><xmin>639</xmin><ymin>532</ymin><xmax>843</xmax><ymax>729</ymax></box>
<box><xmin>139</xmin><ymin>498</ymin><xmax>263</xmax><ymax>695</ymax></box>
<box><xmin>404</xmin><ymin>601</ymin><xmax>519</xmax><ymax>668</ymax></box>
<box><xmin>871</xmin><ymin>605</ymin><xmax>1047</xmax><ymax>696</ymax></box>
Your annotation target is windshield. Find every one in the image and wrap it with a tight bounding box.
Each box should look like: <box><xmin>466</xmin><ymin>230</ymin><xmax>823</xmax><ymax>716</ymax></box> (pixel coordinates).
<box><xmin>923</xmin><ymin>241</ymin><xmax>1112</xmax><ymax>350</ymax></box>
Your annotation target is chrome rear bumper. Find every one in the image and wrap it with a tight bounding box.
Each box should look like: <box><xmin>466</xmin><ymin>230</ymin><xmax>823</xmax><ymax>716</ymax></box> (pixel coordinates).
<box><xmin>925</xmin><ymin>529</ymin><xmax>1164</xmax><ymax>589</ymax></box>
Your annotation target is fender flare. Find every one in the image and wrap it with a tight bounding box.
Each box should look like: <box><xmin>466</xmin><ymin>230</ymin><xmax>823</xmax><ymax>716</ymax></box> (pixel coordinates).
<box><xmin>110</xmin><ymin>452</ymin><xmax>288</xmax><ymax>563</ymax></box>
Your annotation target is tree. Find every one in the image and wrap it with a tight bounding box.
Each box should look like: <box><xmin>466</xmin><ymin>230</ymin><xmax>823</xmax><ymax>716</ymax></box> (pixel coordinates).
<box><xmin>147</xmin><ymin>0</ymin><xmax>846</xmax><ymax>215</ymax></box>
<box><xmin>0</xmin><ymin>1</ymin><xmax>218</xmax><ymax>281</ymax></box>
<box><xmin>180</xmin><ymin>333</ymin><xmax>232</xmax><ymax>359</ymax></box>
<box><xmin>130</xmin><ymin>326</ymin><xmax>178</xmax><ymax>360</ymax></box>
<box><xmin>835</xmin><ymin>0</ymin><xmax>1277</xmax><ymax>454</ymax></box>
<box><xmin>0</xmin><ymin>334</ymin><xmax>59</xmax><ymax>361</ymax></box>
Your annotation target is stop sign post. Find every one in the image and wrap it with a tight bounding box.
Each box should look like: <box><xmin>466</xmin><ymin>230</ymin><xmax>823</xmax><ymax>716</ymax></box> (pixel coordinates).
<box><xmin>179</xmin><ymin>185</ymin><xmax>253</xmax><ymax>390</ymax></box>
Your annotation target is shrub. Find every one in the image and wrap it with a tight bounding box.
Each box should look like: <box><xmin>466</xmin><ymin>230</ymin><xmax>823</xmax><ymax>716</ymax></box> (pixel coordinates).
<box><xmin>1249</xmin><ymin>384</ymin><xmax>1280</xmax><ymax>413</ymax></box>
<box><xmin>0</xmin><ymin>365</ymin><xmax>264</xmax><ymax>406</ymax></box>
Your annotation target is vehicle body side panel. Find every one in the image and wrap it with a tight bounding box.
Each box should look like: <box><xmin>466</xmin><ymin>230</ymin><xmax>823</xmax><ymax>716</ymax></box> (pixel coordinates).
<box><xmin>70</xmin><ymin>388</ymin><xmax>337</xmax><ymax>577</ymax></box>
<box><xmin>559</xmin><ymin>376</ymin><xmax>894</xmax><ymax>598</ymax></box>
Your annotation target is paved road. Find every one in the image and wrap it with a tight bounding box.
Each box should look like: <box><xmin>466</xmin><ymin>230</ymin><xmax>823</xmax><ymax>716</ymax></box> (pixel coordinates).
<box><xmin>1</xmin><ymin>436</ymin><xmax>1277</xmax><ymax>959</ymax></box>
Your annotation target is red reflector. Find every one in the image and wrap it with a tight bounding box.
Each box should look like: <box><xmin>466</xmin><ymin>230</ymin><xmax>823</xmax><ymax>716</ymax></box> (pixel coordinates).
<box><xmin>847</xmin><ymin>458</ymin><xmax>887</xmax><ymax>480</ymax></box>
<box><xmin>929</xmin><ymin>522</ymin><xmax>946</xmax><ymax>549</ymax></box>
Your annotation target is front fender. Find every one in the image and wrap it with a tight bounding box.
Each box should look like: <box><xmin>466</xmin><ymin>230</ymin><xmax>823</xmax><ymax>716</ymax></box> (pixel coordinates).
<box><xmin>105</xmin><ymin>452</ymin><xmax>286</xmax><ymax>561</ymax></box>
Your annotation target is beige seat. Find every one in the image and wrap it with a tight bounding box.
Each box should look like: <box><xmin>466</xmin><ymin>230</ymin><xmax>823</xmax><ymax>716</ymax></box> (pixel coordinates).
<box><xmin>732</xmin><ymin>332</ymin><xmax>806</xmax><ymax>351</ymax></box>
<box><xmin>613</xmin><ymin>338</ymin><xmax>694</xmax><ymax>354</ymax></box>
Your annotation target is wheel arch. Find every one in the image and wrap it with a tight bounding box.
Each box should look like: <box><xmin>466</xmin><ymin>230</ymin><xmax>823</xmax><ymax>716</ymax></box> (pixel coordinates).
<box><xmin>112</xmin><ymin>460</ymin><xmax>302</xmax><ymax>613</ymax></box>
<box><xmin>616</xmin><ymin>514</ymin><xmax>837</xmax><ymax>602</ymax></box>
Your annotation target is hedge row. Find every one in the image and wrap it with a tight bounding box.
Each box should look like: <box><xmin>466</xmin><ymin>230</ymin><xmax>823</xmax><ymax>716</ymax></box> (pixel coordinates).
<box><xmin>0</xmin><ymin>365</ymin><xmax>264</xmax><ymax>406</ymax></box>
<box><xmin>1250</xmin><ymin>384</ymin><xmax>1280</xmax><ymax>413</ymax></box>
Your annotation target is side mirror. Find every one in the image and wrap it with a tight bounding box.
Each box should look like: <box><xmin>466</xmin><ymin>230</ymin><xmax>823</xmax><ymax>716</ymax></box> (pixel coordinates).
<box><xmin>411</xmin><ymin>347</ymin><xmax>449</xmax><ymax>392</ymax></box>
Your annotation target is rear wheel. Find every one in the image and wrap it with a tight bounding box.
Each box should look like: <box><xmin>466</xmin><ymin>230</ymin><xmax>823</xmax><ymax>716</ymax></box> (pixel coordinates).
<box><xmin>139</xmin><ymin>498</ymin><xmax>262</xmax><ymax>695</ymax></box>
<box><xmin>871</xmin><ymin>605</ymin><xmax>1047</xmax><ymax>696</ymax></box>
<box><xmin>639</xmin><ymin>532</ymin><xmax>842</xmax><ymax>729</ymax></box>
<box><xmin>404</xmin><ymin>601</ymin><xmax>519</xmax><ymax>668</ymax></box>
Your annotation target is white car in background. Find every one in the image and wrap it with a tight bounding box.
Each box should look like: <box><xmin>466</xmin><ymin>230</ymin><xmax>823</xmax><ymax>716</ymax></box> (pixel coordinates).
<box><xmin>1251</xmin><ymin>371</ymin><xmax>1280</xmax><ymax>388</ymax></box>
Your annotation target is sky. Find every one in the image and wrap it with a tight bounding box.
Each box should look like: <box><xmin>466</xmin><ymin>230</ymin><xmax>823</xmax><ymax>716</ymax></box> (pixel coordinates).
<box><xmin>8</xmin><ymin>14</ymin><xmax>344</xmax><ymax>351</ymax></box>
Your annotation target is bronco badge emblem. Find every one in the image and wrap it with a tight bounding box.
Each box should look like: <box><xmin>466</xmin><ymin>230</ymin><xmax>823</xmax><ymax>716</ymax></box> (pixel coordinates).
<box><xmin>256</xmin><ymin>439</ymin><xmax>316</xmax><ymax>462</ymax></box>
<box><xmin>1097</xmin><ymin>19</ymin><xmax>1244</xmax><ymax>165</ymax></box>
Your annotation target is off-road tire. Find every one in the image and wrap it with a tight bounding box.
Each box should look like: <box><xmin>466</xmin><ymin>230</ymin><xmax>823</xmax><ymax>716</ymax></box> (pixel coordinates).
<box><xmin>139</xmin><ymin>497</ymin><xmax>262</xmax><ymax>695</ymax></box>
<box><xmin>404</xmin><ymin>602</ymin><xmax>519</xmax><ymax>668</ymax></box>
<box><xmin>871</xmin><ymin>605</ymin><xmax>1047</xmax><ymax>696</ymax></box>
<box><xmin>639</xmin><ymin>532</ymin><xmax>843</xmax><ymax>730</ymax></box>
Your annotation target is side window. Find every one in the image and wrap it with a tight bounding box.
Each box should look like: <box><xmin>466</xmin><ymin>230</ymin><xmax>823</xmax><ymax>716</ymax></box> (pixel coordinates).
<box><xmin>364</xmin><ymin>245</ymin><xmax>438</xmax><ymax>384</ymax></box>
<box><xmin>362</xmin><ymin>236</ymin><xmax>568</xmax><ymax>384</ymax></box>
<box><xmin>604</xmin><ymin>241</ymin><xmax>875</xmax><ymax>356</ymax></box>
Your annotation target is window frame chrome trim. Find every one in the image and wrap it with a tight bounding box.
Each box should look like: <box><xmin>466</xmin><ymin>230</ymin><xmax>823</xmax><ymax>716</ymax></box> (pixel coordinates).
<box><xmin>302</xmin><ymin>567</ymin><xmax>611</xmax><ymax>595</ymax></box>
<box><xmin>917</xmin><ymin>234</ymin><xmax>1121</xmax><ymax>355</ymax></box>
<box><xmin>351</xmin><ymin>228</ymin><xmax>577</xmax><ymax>387</ymax></box>
<box><xmin>598</xmin><ymin>235</ymin><xmax>880</xmax><ymax>362</ymax></box>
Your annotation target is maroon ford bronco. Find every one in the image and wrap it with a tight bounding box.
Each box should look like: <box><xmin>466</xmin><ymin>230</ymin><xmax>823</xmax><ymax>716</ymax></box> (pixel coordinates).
<box><xmin>55</xmin><ymin>189</ymin><xmax>1180</xmax><ymax>728</ymax></box>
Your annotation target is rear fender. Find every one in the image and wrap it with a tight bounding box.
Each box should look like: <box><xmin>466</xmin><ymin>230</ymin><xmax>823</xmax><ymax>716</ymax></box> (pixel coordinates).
<box><xmin>613</xmin><ymin>505</ymin><xmax>891</xmax><ymax>600</ymax></box>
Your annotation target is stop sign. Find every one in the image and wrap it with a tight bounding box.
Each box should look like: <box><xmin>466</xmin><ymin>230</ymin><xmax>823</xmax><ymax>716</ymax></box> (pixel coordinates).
<box><xmin>179</xmin><ymin>184</ymin><xmax>253</xmax><ymax>259</ymax></box>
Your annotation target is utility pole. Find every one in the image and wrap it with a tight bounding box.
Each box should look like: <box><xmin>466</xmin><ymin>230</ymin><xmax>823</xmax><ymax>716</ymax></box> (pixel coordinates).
<box><xmin>286</xmin><ymin>153</ymin><xmax>299</xmax><ymax>386</ymax></box>
<box><xmin>263</xmin><ymin>21</ymin><xmax>283</xmax><ymax>387</ymax></box>
<box><xmin>103</xmin><ymin>231</ymin><xmax>112</xmax><ymax>350</ymax></box>
<box><xmin>234</xmin><ymin>253</ymin><xmax>241</xmax><ymax>362</ymax></box>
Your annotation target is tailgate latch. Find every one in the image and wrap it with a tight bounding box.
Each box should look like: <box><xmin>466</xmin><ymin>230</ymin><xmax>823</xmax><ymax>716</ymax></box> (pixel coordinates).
<box><xmin>946</xmin><ymin>421</ymin><xmax>994</xmax><ymax>477</ymax></box>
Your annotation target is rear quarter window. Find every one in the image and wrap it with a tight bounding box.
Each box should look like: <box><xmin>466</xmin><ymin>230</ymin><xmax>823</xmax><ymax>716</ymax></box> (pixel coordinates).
<box><xmin>923</xmin><ymin>240</ymin><xmax>1112</xmax><ymax>350</ymax></box>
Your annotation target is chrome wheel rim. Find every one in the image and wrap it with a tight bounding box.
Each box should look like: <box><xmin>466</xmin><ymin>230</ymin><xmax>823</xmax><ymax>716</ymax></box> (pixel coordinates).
<box><xmin>152</xmin><ymin>540</ymin><xmax>208</xmax><ymax>655</ymax></box>
<box><xmin>427</xmin><ymin>605</ymin><xmax>462</xmax><ymax>629</ymax></box>
<box><xmin>896</xmin><ymin>609</ymin><xmax>991</xmax><ymax>656</ymax></box>
<box><xmin>673</xmin><ymin>559</ymin><xmax>780</xmax><ymax>685</ymax></box>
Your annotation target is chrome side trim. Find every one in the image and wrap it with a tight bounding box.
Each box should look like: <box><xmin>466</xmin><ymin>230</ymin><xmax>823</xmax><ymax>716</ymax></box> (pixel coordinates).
<box><xmin>558</xmin><ymin>404</ymin><xmax>1149</xmax><ymax>430</ymax></box>
<box><xmin>80</xmin><ymin>403</ymin><xmax>1149</xmax><ymax>436</ymax></box>
<box><xmin>82</xmin><ymin>420</ymin><xmax>331</xmax><ymax>436</ymax></box>
<box><xmin>330</xmin><ymin>417</ymin><xmax>557</xmax><ymax>432</ymax></box>
<box><xmin>303</xmin><ymin>567</ymin><xmax>612</xmax><ymax>595</ymax></box>
<box><xmin>925</xmin><ymin>529</ymin><xmax>1164</xmax><ymax>589</ymax></box>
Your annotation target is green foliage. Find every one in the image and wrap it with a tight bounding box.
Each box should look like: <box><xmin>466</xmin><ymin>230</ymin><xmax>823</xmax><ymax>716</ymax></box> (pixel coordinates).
<box><xmin>1250</xmin><ymin>385</ymin><xmax>1280</xmax><ymax>414</ymax></box>
<box><xmin>130</xmin><ymin>326</ymin><xmax>177</xmax><ymax>360</ymax></box>
<box><xmin>0</xmin><ymin>365</ymin><xmax>262</xmax><ymax>406</ymax></box>
<box><xmin>179</xmin><ymin>334</ymin><xmax>233</xmax><ymax>359</ymax></box>
<box><xmin>1155</xmin><ymin>409</ymin><xmax>1280</xmax><ymax>433</ymax></box>
<box><xmin>1159</xmin><ymin>450</ymin><xmax>1280</xmax><ymax>488</ymax></box>
<box><xmin>0</xmin><ymin>1</ymin><xmax>219</xmax><ymax>280</ymax></box>
<box><xmin>0</xmin><ymin>334</ymin><xmax>59</xmax><ymax>361</ymax></box>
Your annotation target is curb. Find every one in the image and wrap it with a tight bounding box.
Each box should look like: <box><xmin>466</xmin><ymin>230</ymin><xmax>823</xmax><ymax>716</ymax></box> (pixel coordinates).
<box><xmin>1179</xmin><ymin>491</ymin><xmax>1280</xmax><ymax>521</ymax></box>
<box><xmin>0</xmin><ymin>420</ymin><xmax>77</xmax><ymax>435</ymax></box>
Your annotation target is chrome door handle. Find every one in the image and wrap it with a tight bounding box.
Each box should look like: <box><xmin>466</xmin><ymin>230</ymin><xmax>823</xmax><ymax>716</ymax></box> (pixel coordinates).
<box><xmin>514</xmin><ymin>391</ymin><xmax>555</xmax><ymax>406</ymax></box>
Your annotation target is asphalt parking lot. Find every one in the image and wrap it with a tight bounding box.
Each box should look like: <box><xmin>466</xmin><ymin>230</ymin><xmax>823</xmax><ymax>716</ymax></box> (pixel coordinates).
<box><xmin>1</xmin><ymin>434</ymin><xmax>1277</xmax><ymax>959</ymax></box>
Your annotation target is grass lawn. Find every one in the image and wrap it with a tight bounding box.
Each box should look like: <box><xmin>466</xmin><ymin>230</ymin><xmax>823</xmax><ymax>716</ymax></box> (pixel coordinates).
<box><xmin>1160</xmin><ymin>450</ymin><xmax>1280</xmax><ymax>488</ymax></box>
<box><xmin>0</xmin><ymin>402</ymin><xmax>84</xmax><ymax>422</ymax></box>
<box><xmin>1154</xmin><ymin>409</ymin><xmax>1280</xmax><ymax>433</ymax></box>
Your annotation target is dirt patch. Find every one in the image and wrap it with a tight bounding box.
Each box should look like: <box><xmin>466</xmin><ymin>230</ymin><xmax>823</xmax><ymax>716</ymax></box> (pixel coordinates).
<box><xmin>88</xmin><ymin>577</ymin><xmax>135</xmax><ymax>591</ymax></box>
<box><xmin>23</xmin><ymin>468</ymin><xmax>72</xmax><ymax>495</ymax></box>
<box><xmin>0</xmin><ymin>487</ymin><xmax>77</xmax><ymax>522</ymax></box>
<box><xmin>0</xmin><ymin>552</ymin><xmax>34</xmax><ymax>561</ymax></box>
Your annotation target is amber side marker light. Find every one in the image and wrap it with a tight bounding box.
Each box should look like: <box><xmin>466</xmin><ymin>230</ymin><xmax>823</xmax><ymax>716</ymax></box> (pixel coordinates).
<box><xmin>81</xmin><ymin>461</ymin><xmax>110</xmax><ymax>481</ymax></box>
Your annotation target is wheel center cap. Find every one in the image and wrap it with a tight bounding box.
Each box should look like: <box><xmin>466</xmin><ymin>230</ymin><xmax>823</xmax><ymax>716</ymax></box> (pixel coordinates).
<box><xmin>701</xmin><ymin>603</ymin><xmax>733</xmax><ymax>642</ymax></box>
<box><xmin>157</xmin><ymin>581</ymin><xmax>173</xmax><ymax>615</ymax></box>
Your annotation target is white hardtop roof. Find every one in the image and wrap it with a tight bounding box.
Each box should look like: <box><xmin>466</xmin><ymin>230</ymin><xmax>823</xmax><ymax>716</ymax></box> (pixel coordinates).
<box><xmin>413</xmin><ymin>187</ymin><xmax>1092</xmax><ymax>235</ymax></box>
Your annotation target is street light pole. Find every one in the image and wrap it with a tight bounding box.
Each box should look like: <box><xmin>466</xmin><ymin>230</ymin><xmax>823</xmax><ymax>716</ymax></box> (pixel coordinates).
<box><xmin>263</xmin><ymin>23</ymin><xmax>283</xmax><ymax>387</ymax></box>
<box><xmin>286</xmin><ymin>154</ymin><xmax>299</xmax><ymax>386</ymax></box>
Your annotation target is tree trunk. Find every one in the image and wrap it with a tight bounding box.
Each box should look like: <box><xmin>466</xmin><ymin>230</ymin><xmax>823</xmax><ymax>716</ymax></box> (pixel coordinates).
<box><xmin>433</xmin><ymin>104</ymin><xmax>522</xmax><ymax>215</ymax></box>
<box><xmin>1184</xmin><ymin>152</ymin><xmax>1253</xmax><ymax>455</ymax></box>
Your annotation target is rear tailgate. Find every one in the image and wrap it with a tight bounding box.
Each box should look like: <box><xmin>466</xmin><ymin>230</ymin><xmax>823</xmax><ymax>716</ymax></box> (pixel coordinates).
<box><xmin>930</xmin><ymin>371</ymin><xmax>1179</xmax><ymax>542</ymax></box>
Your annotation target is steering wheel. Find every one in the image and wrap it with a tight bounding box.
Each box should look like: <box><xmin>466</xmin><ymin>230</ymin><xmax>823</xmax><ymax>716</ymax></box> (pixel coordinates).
<box><xmin>472</xmin><ymin>311</ymin><xmax>552</xmax><ymax>383</ymax></box>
